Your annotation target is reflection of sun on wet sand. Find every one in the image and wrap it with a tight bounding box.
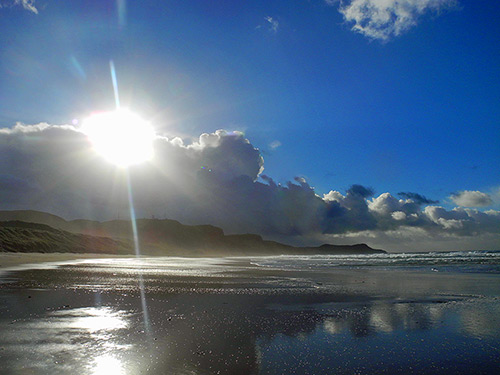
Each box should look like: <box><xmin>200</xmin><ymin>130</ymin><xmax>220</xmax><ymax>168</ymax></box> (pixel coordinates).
<box><xmin>1</xmin><ymin>256</ymin><xmax>500</xmax><ymax>374</ymax></box>
<box><xmin>0</xmin><ymin>252</ymin><xmax>129</xmax><ymax>271</ymax></box>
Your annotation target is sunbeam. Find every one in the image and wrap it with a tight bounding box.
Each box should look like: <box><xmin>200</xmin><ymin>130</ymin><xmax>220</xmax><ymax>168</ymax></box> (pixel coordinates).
<box><xmin>107</xmin><ymin>59</ymin><xmax>151</xmax><ymax>335</ymax></box>
<box><xmin>126</xmin><ymin>171</ymin><xmax>151</xmax><ymax>334</ymax></box>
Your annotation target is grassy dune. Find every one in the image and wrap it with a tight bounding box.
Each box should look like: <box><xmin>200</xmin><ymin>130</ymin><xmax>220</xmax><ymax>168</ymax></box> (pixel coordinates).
<box><xmin>0</xmin><ymin>221</ymin><xmax>131</xmax><ymax>254</ymax></box>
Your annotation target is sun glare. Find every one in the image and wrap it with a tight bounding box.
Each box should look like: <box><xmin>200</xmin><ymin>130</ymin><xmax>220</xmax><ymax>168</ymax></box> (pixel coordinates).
<box><xmin>92</xmin><ymin>355</ymin><xmax>124</xmax><ymax>375</ymax></box>
<box><xmin>82</xmin><ymin>109</ymin><xmax>155</xmax><ymax>167</ymax></box>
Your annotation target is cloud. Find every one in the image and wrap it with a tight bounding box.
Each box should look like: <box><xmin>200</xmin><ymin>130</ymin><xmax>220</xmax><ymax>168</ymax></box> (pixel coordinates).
<box><xmin>366</xmin><ymin>192</ymin><xmax>425</xmax><ymax>229</ymax></box>
<box><xmin>423</xmin><ymin>205</ymin><xmax>500</xmax><ymax>235</ymax></box>
<box><xmin>264</xmin><ymin>16</ymin><xmax>279</xmax><ymax>33</ymax></box>
<box><xmin>391</xmin><ymin>211</ymin><xmax>406</xmax><ymax>221</ymax></box>
<box><xmin>347</xmin><ymin>184</ymin><xmax>374</xmax><ymax>198</ymax></box>
<box><xmin>450</xmin><ymin>190</ymin><xmax>493</xmax><ymax>207</ymax></box>
<box><xmin>326</xmin><ymin>225</ymin><xmax>500</xmax><ymax>252</ymax></box>
<box><xmin>366</xmin><ymin>192</ymin><xmax>500</xmax><ymax>237</ymax></box>
<box><xmin>368</xmin><ymin>192</ymin><xmax>405</xmax><ymax>215</ymax></box>
<box><xmin>269</xmin><ymin>140</ymin><xmax>281</xmax><ymax>150</ymax></box>
<box><xmin>0</xmin><ymin>125</ymin><xmax>262</xmax><ymax>220</ymax></box>
<box><xmin>328</xmin><ymin>0</ymin><xmax>456</xmax><ymax>41</ymax></box>
<box><xmin>398</xmin><ymin>192</ymin><xmax>438</xmax><ymax>205</ymax></box>
<box><xmin>0</xmin><ymin>0</ymin><xmax>38</xmax><ymax>14</ymax></box>
<box><xmin>0</xmin><ymin>122</ymin><xmax>499</xmax><ymax>250</ymax></box>
<box><xmin>323</xmin><ymin>187</ymin><xmax>380</xmax><ymax>233</ymax></box>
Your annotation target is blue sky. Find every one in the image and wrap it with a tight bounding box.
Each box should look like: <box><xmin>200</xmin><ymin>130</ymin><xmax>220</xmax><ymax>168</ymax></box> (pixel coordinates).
<box><xmin>0</xmin><ymin>0</ymin><xmax>499</xmax><ymax>250</ymax></box>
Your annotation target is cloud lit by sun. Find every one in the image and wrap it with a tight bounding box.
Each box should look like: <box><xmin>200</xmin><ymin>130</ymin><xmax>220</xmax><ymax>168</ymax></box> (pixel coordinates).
<box><xmin>81</xmin><ymin>109</ymin><xmax>155</xmax><ymax>167</ymax></box>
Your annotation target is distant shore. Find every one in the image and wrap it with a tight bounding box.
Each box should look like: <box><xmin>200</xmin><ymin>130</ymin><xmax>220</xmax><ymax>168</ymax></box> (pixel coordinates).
<box><xmin>0</xmin><ymin>211</ymin><xmax>386</xmax><ymax>257</ymax></box>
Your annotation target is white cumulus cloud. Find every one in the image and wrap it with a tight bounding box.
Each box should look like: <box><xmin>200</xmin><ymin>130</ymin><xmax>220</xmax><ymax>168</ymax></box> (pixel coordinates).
<box><xmin>450</xmin><ymin>190</ymin><xmax>493</xmax><ymax>207</ymax></box>
<box><xmin>330</xmin><ymin>0</ymin><xmax>456</xmax><ymax>41</ymax></box>
<box><xmin>391</xmin><ymin>211</ymin><xmax>406</xmax><ymax>221</ymax></box>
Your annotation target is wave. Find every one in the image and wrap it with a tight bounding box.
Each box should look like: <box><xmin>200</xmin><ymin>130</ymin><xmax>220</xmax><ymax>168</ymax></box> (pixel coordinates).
<box><xmin>248</xmin><ymin>250</ymin><xmax>500</xmax><ymax>274</ymax></box>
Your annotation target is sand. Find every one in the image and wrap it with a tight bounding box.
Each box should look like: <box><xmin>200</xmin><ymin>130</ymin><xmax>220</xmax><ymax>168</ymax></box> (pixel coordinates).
<box><xmin>0</xmin><ymin>255</ymin><xmax>499</xmax><ymax>374</ymax></box>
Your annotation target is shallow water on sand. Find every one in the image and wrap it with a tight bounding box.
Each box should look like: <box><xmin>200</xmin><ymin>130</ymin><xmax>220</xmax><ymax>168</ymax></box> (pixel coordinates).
<box><xmin>0</xmin><ymin>256</ymin><xmax>499</xmax><ymax>374</ymax></box>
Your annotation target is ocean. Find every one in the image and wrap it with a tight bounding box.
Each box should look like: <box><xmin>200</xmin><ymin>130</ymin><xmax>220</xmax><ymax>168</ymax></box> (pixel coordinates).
<box><xmin>248</xmin><ymin>250</ymin><xmax>500</xmax><ymax>273</ymax></box>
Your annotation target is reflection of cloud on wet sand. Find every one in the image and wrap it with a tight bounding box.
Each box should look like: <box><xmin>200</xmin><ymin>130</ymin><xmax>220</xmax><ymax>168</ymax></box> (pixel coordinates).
<box><xmin>370</xmin><ymin>303</ymin><xmax>400</xmax><ymax>333</ymax></box>
<box><xmin>322</xmin><ymin>299</ymin><xmax>500</xmax><ymax>341</ymax></box>
<box><xmin>322</xmin><ymin>301</ymin><xmax>447</xmax><ymax>337</ymax></box>
<box><xmin>323</xmin><ymin>318</ymin><xmax>346</xmax><ymax>335</ymax></box>
<box><xmin>460</xmin><ymin>302</ymin><xmax>500</xmax><ymax>339</ymax></box>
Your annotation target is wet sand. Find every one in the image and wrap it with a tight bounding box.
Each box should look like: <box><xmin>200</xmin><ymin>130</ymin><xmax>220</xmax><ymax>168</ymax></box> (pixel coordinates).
<box><xmin>0</xmin><ymin>256</ymin><xmax>499</xmax><ymax>374</ymax></box>
<box><xmin>0</xmin><ymin>252</ymin><xmax>128</xmax><ymax>271</ymax></box>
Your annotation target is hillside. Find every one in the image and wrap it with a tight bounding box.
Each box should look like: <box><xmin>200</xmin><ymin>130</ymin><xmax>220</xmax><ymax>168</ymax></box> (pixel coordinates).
<box><xmin>0</xmin><ymin>210</ymin><xmax>386</xmax><ymax>256</ymax></box>
<box><xmin>0</xmin><ymin>221</ymin><xmax>131</xmax><ymax>254</ymax></box>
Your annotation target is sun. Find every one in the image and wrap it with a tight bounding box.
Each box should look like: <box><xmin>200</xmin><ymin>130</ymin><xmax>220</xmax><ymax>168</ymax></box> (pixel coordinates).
<box><xmin>82</xmin><ymin>109</ymin><xmax>155</xmax><ymax>167</ymax></box>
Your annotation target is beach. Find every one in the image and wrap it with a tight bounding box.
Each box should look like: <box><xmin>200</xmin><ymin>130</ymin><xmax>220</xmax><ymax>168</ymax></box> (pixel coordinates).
<box><xmin>1</xmin><ymin>253</ymin><xmax>499</xmax><ymax>374</ymax></box>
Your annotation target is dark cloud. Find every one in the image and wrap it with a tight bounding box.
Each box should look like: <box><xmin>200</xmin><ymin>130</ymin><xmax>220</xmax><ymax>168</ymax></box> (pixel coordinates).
<box><xmin>0</xmin><ymin>123</ymin><xmax>499</xmax><ymax>249</ymax></box>
<box><xmin>199</xmin><ymin>131</ymin><xmax>263</xmax><ymax>181</ymax></box>
<box><xmin>397</xmin><ymin>192</ymin><xmax>439</xmax><ymax>205</ymax></box>
<box><xmin>347</xmin><ymin>184</ymin><xmax>374</xmax><ymax>198</ymax></box>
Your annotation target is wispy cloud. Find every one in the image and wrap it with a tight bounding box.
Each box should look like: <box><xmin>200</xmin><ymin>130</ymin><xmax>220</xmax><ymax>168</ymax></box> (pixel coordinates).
<box><xmin>327</xmin><ymin>0</ymin><xmax>456</xmax><ymax>41</ymax></box>
<box><xmin>0</xmin><ymin>0</ymin><xmax>38</xmax><ymax>14</ymax></box>
<box><xmin>264</xmin><ymin>16</ymin><xmax>279</xmax><ymax>33</ymax></box>
<box><xmin>269</xmin><ymin>140</ymin><xmax>281</xmax><ymax>150</ymax></box>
